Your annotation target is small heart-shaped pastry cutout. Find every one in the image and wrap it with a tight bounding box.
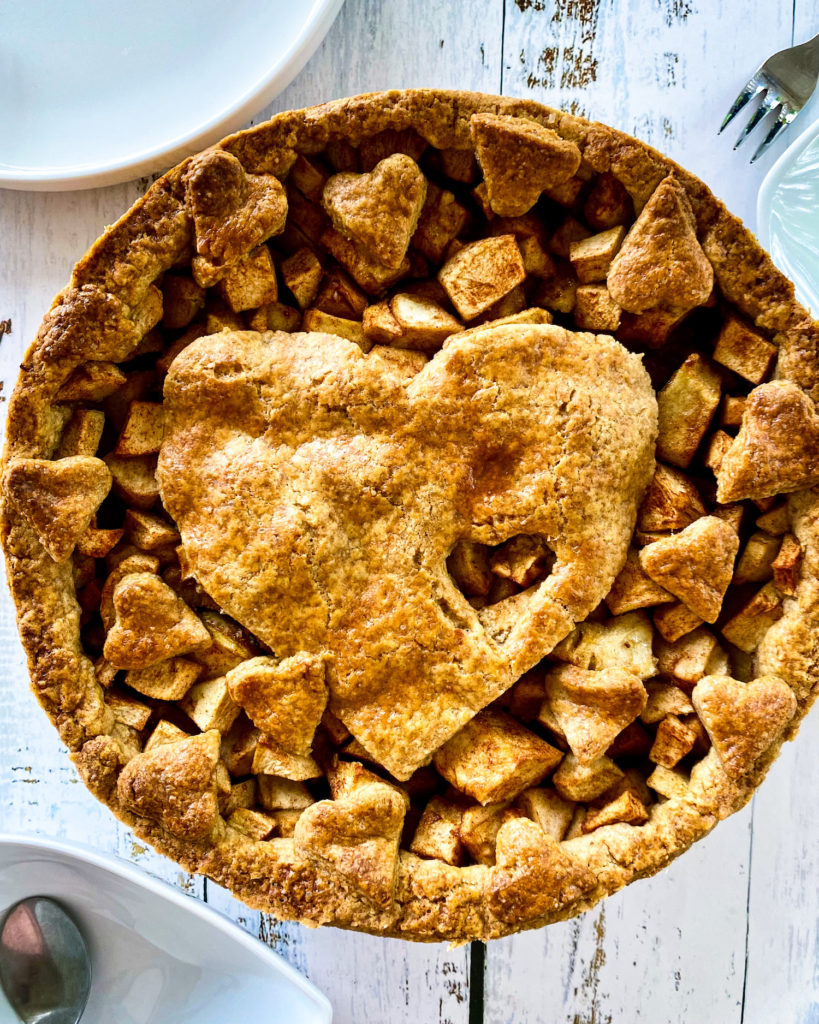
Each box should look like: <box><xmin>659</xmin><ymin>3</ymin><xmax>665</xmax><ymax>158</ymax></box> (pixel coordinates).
<box><xmin>608</xmin><ymin>175</ymin><xmax>714</xmax><ymax>314</ymax></box>
<box><xmin>471</xmin><ymin>114</ymin><xmax>582</xmax><ymax>217</ymax></box>
<box><xmin>542</xmin><ymin>664</ymin><xmax>647</xmax><ymax>764</ymax></box>
<box><xmin>158</xmin><ymin>322</ymin><xmax>657</xmax><ymax>779</ymax></box>
<box><xmin>226</xmin><ymin>653</ymin><xmax>327</xmax><ymax>756</ymax></box>
<box><xmin>716</xmin><ymin>381</ymin><xmax>819</xmax><ymax>502</ymax></box>
<box><xmin>294</xmin><ymin>773</ymin><xmax>408</xmax><ymax>909</ymax></box>
<box><xmin>184</xmin><ymin>148</ymin><xmax>288</xmax><ymax>285</ymax></box>
<box><xmin>322</xmin><ymin>153</ymin><xmax>427</xmax><ymax>269</ymax></box>
<box><xmin>488</xmin><ymin>818</ymin><xmax>597</xmax><ymax>924</ymax></box>
<box><xmin>117</xmin><ymin>730</ymin><xmax>221</xmax><ymax>840</ymax></box>
<box><xmin>691</xmin><ymin>674</ymin><xmax>797</xmax><ymax>779</ymax></box>
<box><xmin>639</xmin><ymin>515</ymin><xmax>739</xmax><ymax>622</ymax></box>
<box><xmin>104</xmin><ymin>572</ymin><xmax>211</xmax><ymax>669</ymax></box>
<box><xmin>4</xmin><ymin>456</ymin><xmax>111</xmax><ymax>562</ymax></box>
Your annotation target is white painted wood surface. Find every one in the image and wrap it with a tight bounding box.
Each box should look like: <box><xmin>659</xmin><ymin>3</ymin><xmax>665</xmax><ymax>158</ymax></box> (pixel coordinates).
<box><xmin>1</xmin><ymin>2</ymin><xmax>818</xmax><ymax>1021</ymax></box>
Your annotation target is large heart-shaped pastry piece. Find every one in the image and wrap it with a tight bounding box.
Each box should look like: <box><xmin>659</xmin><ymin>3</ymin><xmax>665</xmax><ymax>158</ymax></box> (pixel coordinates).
<box><xmin>158</xmin><ymin>323</ymin><xmax>657</xmax><ymax>779</ymax></box>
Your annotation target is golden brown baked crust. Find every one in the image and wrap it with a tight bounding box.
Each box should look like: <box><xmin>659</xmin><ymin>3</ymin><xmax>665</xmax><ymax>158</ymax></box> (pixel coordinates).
<box><xmin>2</xmin><ymin>89</ymin><xmax>818</xmax><ymax>942</ymax></box>
<box><xmin>322</xmin><ymin>153</ymin><xmax>427</xmax><ymax>269</ymax></box>
<box><xmin>470</xmin><ymin>114</ymin><xmax>581</xmax><ymax>218</ymax></box>
<box><xmin>607</xmin><ymin>175</ymin><xmax>713</xmax><ymax>314</ymax></box>
<box><xmin>716</xmin><ymin>381</ymin><xmax>819</xmax><ymax>501</ymax></box>
<box><xmin>158</xmin><ymin>323</ymin><xmax>655</xmax><ymax>779</ymax></box>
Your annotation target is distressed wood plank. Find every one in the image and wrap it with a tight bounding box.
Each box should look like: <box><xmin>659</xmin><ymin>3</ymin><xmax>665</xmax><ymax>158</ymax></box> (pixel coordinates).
<box><xmin>264</xmin><ymin>923</ymin><xmax>471</xmax><ymax>1024</ymax></box>
<box><xmin>259</xmin><ymin>0</ymin><xmax>505</xmax><ymax>121</ymax></box>
<box><xmin>484</xmin><ymin>811</ymin><xmax>753</xmax><ymax>1024</ymax></box>
<box><xmin>502</xmin><ymin>0</ymin><xmax>794</xmax><ymax>225</ymax></box>
<box><xmin>177</xmin><ymin>881</ymin><xmax>471</xmax><ymax>1024</ymax></box>
<box><xmin>743</xmin><ymin>714</ymin><xmax>819</xmax><ymax>1024</ymax></box>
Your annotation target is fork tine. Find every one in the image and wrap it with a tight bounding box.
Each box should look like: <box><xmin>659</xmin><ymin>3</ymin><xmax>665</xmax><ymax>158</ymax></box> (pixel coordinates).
<box><xmin>749</xmin><ymin>104</ymin><xmax>793</xmax><ymax>163</ymax></box>
<box><xmin>719</xmin><ymin>75</ymin><xmax>765</xmax><ymax>133</ymax></box>
<box><xmin>734</xmin><ymin>90</ymin><xmax>777</xmax><ymax>149</ymax></box>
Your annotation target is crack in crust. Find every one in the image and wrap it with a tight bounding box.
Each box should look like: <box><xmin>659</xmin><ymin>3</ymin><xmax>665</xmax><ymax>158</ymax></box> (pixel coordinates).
<box><xmin>2</xmin><ymin>89</ymin><xmax>819</xmax><ymax>942</ymax></box>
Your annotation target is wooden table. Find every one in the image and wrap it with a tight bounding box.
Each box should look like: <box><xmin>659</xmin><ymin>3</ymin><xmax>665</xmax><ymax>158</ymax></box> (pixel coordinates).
<box><xmin>2</xmin><ymin>2</ymin><xmax>819</xmax><ymax>1021</ymax></box>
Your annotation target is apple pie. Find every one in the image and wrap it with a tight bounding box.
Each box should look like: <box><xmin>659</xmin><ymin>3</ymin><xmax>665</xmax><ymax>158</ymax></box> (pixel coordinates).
<box><xmin>3</xmin><ymin>90</ymin><xmax>818</xmax><ymax>941</ymax></box>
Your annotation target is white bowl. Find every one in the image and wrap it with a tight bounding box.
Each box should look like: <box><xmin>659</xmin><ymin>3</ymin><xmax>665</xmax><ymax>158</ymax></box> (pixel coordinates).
<box><xmin>757</xmin><ymin>116</ymin><xmax>819</xmax><ymax>316</ymax></box>
<box><xmin>0</xmin><ymin>835</ymin><xmax>332</xmax><ymax>1024</ymax></box>
<box><xmin>0</xmin><ymin>0</ymin><xmax>344</xmax><ymax>191</ymax></box>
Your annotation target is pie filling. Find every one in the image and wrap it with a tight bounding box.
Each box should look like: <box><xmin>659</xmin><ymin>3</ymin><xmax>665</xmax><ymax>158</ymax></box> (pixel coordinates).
<box><xmin>3</xmin><ymin>97</ymin><xmax>816</xmax><ymax>936</ymax></box>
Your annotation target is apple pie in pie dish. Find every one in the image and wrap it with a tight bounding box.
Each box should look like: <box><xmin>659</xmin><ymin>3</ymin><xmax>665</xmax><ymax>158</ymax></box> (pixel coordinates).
<box><xmin>3</xmin><ymin>90</ymin><xmax>819</xmax><ymax>941</ymax></box>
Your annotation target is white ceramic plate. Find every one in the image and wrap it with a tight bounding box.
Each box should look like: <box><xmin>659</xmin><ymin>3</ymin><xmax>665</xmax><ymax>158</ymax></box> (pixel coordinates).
<box><xmin>0</xmin><ymin>0</ymin><xmax>343</xmax><ymax>191</ymax></box>
<box><xmin>757</xmin><ymin>117</ymin><xmax>819</xmax><ymax>316</ymax></box>
<box><xmin>0</xmin><ymin>835</ymin><xmax>332</xmax><ymax>1024</ymax></box>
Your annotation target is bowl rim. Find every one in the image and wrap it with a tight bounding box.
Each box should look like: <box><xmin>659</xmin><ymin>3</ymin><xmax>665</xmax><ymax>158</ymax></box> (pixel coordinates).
<box><xmin>0</xmin><ymin>832</ymin><xmax>332</xmax><ymax>1022</ymax></box>
<box><xmin>756</xmin><ymin>115</ymin><xmax>819</xmax><ymax>251</ymax></box>
<box><xmin>0</xmin><ymin>0</ymin><xmax>344</xmax><ymax>191</ymax></box>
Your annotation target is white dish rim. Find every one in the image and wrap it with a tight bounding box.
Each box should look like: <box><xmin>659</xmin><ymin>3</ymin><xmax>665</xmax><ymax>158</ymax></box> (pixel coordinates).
<box><xmin>0</xmin><ymin>832</ymin><xmax>332</xmax><ymax>1022</ymax></box>
<box><xmin>0</xmin><ymin>0</ymin><xmax>344</xmax><ymax>192</ymax></box>
<box><xmin>756</xmin><ymin>115</ymin><xmax>819</xmax><ymax>250</ymax></box>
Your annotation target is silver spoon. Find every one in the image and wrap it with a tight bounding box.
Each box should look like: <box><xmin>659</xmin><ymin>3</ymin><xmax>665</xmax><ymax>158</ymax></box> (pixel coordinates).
<box><xmin>0</xmin><ymin>896</ymin><xmax>90</xmax><ymax>1024</ymax></box>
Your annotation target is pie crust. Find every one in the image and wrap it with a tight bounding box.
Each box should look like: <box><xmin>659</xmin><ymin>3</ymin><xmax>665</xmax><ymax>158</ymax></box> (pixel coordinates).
<box><xmin>3</xmin><ymin>90</ymin><xmax>819</xmax><ymax>942</ymax></box>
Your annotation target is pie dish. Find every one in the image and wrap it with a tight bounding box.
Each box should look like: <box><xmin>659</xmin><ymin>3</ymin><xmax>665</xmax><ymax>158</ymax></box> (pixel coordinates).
<box><xmin>3</xmin><ymin>89</ymin><xmax>819</xmax><ymax>942</ymax></box>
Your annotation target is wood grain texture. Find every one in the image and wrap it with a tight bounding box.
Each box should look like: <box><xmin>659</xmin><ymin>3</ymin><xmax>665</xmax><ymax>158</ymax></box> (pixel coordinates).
<box><xmin>502</xmin><ymin>0</ymin><xmax>794</xmax><ymax>226</ymax></box>
<box><xmin>493</xmin><ymin>6</ymin><xmax>815</xmax><ymax>1023</ymax></box>
<box><xmin>485</xmin><ymin>812</ymin><xmax>754</xmax><ymax>1023</ymax></box>
<box><xmin>742</xmin><ymin>713</ymin><xmax>819</xmax><ymax>1024</ymax></box>
<box><xmin>263</xmin><ymin>0</ymin><xmax>504</xmax><ymax>117</ymax></box>
<box><xmin>1</xmin><ymin>1</ymin><xmax>817</xmax><ymax>1022</ymax></box>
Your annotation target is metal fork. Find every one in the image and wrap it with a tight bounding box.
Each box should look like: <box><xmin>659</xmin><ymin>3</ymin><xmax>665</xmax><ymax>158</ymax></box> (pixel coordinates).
<box><xmin>719</xmin><ymin>32</ymin><xmax>819</xmax><ymax>163</ymax></box>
